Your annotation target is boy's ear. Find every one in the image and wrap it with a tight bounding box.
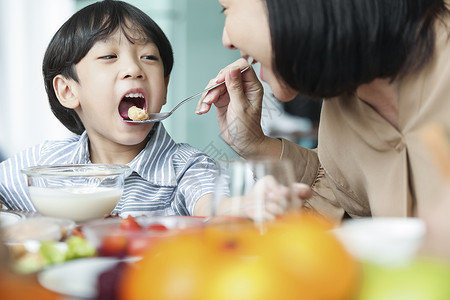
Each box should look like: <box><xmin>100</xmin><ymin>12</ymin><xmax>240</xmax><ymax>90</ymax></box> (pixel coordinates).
<box><xmin>53</xmin><ymin>75</ymin><xmax>80</xmax><ymax>109</ymax></box>
<box><xmin>163</xmin><ymin>76</ymin><xmax>170</xmax><ymax>105</ymax></box>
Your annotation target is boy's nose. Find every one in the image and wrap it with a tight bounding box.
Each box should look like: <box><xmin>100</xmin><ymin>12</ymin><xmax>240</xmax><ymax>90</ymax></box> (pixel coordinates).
<box><xmin>121</xmin><ymin>59</ymin><xmax>145</xmax><ymax>79</ymax></box>
<box><xmin>123</xmin><ymin>72</ymin><xmax>144</xmax><ymax>79</ymax></box>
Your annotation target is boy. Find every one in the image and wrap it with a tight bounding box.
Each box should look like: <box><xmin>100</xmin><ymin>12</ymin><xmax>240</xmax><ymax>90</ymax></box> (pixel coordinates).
<box><xmin>0</xmin><ymin>0</ymin><xmax>216</xmax><ymax>217</ymax></box>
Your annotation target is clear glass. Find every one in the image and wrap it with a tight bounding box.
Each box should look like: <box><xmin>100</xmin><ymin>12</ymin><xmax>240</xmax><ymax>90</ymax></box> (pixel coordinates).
<box><xmin>21</xmin><ymin>164</ymin><xmax>130</xmax><ymax>222</ymax></box>
<box><xmin>211</xmin><ymin>158</ymin><xmax>301</xmax><ymax>231</ymax></box>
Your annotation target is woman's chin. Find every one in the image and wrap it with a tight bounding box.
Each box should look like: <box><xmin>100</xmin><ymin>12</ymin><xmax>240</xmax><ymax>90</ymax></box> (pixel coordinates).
<box><xmin>271</xmin><ymin>84</ymin><xmax>299</xmax><ymax>102</ymax></box>
<box><xmin>260</xmin><ymin>68</ymin><xmax>298</xmax><ymax>101</ymax></box>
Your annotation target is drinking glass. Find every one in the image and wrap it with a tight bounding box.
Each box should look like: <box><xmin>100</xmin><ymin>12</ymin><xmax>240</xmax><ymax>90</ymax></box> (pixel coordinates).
<box><xmin>211</xmin><ymin>157</ymin><xmax>300</xmax><ymax>230</ymax></box>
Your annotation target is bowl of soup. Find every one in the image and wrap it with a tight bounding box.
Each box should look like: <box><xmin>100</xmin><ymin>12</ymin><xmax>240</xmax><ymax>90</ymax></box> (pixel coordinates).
<box><xmin>21</xmin><ymin>164</ymin><xmax>130</xmax><ymax>222</ymax></box>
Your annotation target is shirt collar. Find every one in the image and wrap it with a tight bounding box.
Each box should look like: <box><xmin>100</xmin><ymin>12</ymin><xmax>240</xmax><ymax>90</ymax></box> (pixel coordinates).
<box><xmin>69</xmin><ymin>131</ymin><xmax>90</xmax><ymax>164</ymax></box>
<box><xmin>69</xmin><ymin>123</ymin><xmax>178</xmax><ymax>187</ymax></box>
<box><xmin>128</xmin><ymin>123</ymin><xmax>178</xmax><ymax>187</ymax></box>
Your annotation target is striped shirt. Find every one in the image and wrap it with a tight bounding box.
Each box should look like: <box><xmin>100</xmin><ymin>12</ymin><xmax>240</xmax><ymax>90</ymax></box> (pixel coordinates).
<box><xmin>0</xmin><ymin>123</ymin><xmax>217</xmax><ymax>217</ymax></box>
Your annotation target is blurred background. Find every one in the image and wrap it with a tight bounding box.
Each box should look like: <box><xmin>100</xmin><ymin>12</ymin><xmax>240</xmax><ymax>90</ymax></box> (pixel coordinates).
<box><xmin>0</xmin><ymin>0</ymin><xmax>320</xmax><ymax>163</ymax></box>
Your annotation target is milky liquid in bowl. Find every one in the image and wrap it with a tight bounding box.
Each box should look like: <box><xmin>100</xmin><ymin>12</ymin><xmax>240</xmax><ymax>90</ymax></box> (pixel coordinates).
<box><xmin>22</xmin><ymin>164</ymin><xmax>129</xmax><ymax>223</ymax></box>
<box><xmin>29</xmin><ymin>186</ymin><xmax>122</xmax><ymax>223</ymax></box>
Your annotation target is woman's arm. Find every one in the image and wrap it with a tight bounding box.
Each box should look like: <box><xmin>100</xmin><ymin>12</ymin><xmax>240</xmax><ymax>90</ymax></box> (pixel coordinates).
<box><xmin>280</xmin><ymin>138</ymin><xmax>346</xmax><ymax>224</ymax></box>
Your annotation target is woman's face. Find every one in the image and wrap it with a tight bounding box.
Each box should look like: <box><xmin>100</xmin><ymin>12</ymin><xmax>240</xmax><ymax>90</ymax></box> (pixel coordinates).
<box><xmin>219</xmin><ymin>0</ymin><xmax>298</xmax><ymax>101</ymax></box>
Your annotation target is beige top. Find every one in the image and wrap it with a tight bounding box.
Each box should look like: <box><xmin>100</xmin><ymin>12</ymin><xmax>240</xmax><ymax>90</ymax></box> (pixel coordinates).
<box><xmin>281</xmin><ymin>17</ymin><xmax>450</xmax><ymax>224</ymax></box>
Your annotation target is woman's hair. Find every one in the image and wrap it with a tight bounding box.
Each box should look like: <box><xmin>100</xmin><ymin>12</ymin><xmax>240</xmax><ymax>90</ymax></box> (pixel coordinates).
<box><xmin>43</xmin><ymin>0</ymin><xmax>173</xmax><ymax>135</ymax></box>
<box><xmin>264</xmin><ymin>0</ymin><xmax>449</xmax><ymax>98</ymax></box>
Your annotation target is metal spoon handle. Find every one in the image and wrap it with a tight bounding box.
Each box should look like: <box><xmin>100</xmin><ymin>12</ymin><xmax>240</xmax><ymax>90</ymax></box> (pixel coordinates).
<box><xmin>169</xmin><ymin>65</ymin><xmax>251</xmax><ymax>114</ymax></box>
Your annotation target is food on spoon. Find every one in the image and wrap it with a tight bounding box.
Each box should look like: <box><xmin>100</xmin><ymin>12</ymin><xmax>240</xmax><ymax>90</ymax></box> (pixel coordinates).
<box><xmin>128</xmin><ymin>106</ymin><xmax>149</xmax><ymax>121</ymax></box>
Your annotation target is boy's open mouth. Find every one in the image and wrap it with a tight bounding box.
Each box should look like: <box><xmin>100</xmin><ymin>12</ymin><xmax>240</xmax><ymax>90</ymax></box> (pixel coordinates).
<box><xmin>119</xmin><ymin>92</ymin><xmax>146</xmax><ymax>120</ymax></box>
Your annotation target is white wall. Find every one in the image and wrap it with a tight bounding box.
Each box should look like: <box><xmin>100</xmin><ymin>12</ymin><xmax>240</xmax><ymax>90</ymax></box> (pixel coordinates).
<box><xmin>0</xmin><ymin>0</ymin><xmax>75</xmax><ymax>159</ymax></box>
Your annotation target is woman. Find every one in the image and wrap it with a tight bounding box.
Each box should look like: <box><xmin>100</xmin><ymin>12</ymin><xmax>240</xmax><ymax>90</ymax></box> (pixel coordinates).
<box><xmin>196</xmin><ymin>0</ymin><xmax>450</xmax><ymax>223</ymax></box>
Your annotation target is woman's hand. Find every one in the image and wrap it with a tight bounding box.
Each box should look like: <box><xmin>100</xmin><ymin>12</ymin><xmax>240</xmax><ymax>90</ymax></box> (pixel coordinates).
<box><xmin>196</xmin><ymin>59</ymin><xmax>280</xmax><ymax>158</ymax></box>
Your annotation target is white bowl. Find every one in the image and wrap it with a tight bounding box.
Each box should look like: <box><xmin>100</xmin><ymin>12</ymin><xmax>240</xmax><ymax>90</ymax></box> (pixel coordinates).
<box><xmin>3</xmin><ymin>217</ymin><xmax>76</xmax><ymax>260</ymax></box>
<box><xmin>0</xmin><ymin>211</ymin><xmax>25</xmax><ymax>227</ymax></box>
<box><xmin>332</xmin><ymin>217</ymin><xmax>426</xmax><ymax>266</ymax></box>
<box><xmin>21</xmin><ymin>164</ymin><xmax>130</xmax><ymax>222</ymax></box>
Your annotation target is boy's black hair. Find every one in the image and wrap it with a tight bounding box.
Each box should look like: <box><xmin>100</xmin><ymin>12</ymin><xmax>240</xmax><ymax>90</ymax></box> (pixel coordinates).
<box><xmin>264</xmin><ymin>0</ymin><xmax>449</xmax><ymax>98</ymax></box>
<box><xmin>43</xmin><ymin>0</ymin><xmax>174</xmax><ymax>135</ymax></box>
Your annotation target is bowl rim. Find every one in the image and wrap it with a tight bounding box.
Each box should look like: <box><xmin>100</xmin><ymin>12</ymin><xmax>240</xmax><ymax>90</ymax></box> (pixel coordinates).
<box><xmin>21</xmin><ymin>164</ymin><xmax>130</xmax><ymax>177</ymax></box>
<box><xmin>83</xmin><ymin>215</ymin><xmax>207</xmax><ymax>229</ymax></box>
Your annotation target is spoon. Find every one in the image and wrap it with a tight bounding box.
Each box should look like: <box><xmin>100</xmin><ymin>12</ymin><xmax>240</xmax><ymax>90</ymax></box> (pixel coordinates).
<box><xmin>125</xmin><ymin>65</ymin><xmax>251</xmax><ymax>123</ymax></box>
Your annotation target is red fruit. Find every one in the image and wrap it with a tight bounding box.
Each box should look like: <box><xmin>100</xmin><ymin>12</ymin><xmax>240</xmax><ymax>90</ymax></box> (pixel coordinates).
<box><xmin>120</xmin><ymin>216</ymin><xmax>142</xmax><ymax>231</ymax></box>
<box><xmin>99</xmin><ymin>235</ymin><xmax>128</xmax><ymax>257</ymax></box>
<box><xmin>148</xmin><ymin>223</ymin><xmax>168</xmax><ymax>231</ymax></box>
<box><xmin>72</xmin><ymin>226</ymin><xmax>85</xmax><ymax>238</ymax></box>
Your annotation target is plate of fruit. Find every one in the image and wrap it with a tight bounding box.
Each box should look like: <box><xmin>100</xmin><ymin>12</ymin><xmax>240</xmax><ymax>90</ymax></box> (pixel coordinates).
<box><xmin>81</xmin><ymin>215</ymin><xmax>206</xmax><ymax>257</ymax></box>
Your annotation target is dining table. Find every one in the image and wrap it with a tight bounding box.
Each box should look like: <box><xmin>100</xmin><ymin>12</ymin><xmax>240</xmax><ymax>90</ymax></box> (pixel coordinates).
<box><xmin>0</xmin><ymin>210</ymin><xmax>206</xmax><ymax>300</ymax></box>
<box><xmin>2</xmin><ymin>208</ymin><xmax>450</xmax><ymax>300</ymax></box>
<box><xmin>0</xmin><ymin>210</ymin><xmax>57</xmax><ymax>299</ymax></box>
<box><xmin>0</xmin><ymin>209</ymin><xmax>83</xmax><ymax>300</ymax></box>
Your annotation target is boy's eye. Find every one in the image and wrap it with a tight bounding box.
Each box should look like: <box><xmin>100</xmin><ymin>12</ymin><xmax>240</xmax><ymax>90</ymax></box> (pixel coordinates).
<box><xmin>99</xmin><ymin>55</ymin><xmax>117</xmax><ymax>59</ymax></box>
<box><xmin>220</xmin><ymin>6</ymin><xmax>226</xmax><ymax>13</ymax></box>
<box><xmin>141</xmin><ymin>55</ymin><xmax>158</xmax><ymax>61</ymax></box>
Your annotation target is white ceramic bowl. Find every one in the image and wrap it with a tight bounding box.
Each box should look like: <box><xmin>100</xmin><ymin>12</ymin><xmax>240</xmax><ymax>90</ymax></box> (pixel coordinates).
<box><xmin>21</xmin><ymin>164</ymin><xmax>130</xmax><ymax>222</ymax></box>
<box><xmin>332</xmin><ymin>217</ymin><xmax>427</xmax><ymax>266</ymax></box>
<box><xmin>0</xmin><ymin>211</ymin><xmax>25</xmax><ymax>227</ymax></box>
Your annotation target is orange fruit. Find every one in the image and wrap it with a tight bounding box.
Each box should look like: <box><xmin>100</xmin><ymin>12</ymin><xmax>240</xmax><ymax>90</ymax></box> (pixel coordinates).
<box><xmin>200</xmin><ymin>224</ymin><xmax>298</xmax><ymax>300</ymax></box>
<box><xmin>119</xmin><ymin>233</ymin><xmax>213</xmax><ymax>300</ymax></box>
<box><xmin>203</xmin><ymin>223</ymin><xmax>263</xmax><ymax>257</ymax></box>
<box><xmin>199</xmin><ymin>255</ymin><xmax>297</xmax><ymax>300</ymax></box>
<box><xmin>261</xmin><ymin>212</ymin><xmax>360</xmax><ymax>300</ymax></box>
<box><xmin>120</xmin><ymin>212</ymin><xmax>359</xmax><ymax>300</ymax></box>
<box><xmin>275</xmin><ymin>211</ymin><xmax>335</xmax><ymax>230</ymax></box>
